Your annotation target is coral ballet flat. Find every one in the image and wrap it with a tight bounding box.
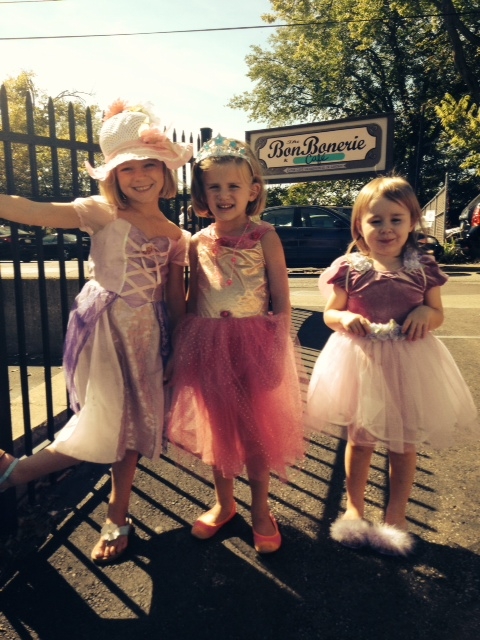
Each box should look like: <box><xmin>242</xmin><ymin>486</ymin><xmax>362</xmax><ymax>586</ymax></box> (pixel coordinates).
<box><xmin>191</xmin><ymin>502</ymin><xmax>237</xmax><ymax>540</ymax></box>
<box><xmin>253</xmin><ymin>514</ymin><xmax>282</xmax><ymax>554</ymax></box>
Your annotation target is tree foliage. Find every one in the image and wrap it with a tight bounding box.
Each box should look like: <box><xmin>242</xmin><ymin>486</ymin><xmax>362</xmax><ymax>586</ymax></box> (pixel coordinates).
<box><xmin>436</xmin><ymin>94</ymin><xmax>480</xmax><ymax>172</ymax></box>
<box><xmin>266</xmin><ymin>180</ymin><xmax>363</xmax><ymax>207</ymax></box>
<box><xmin>0</xmin><ymin>71</ymin><xmax>102</xmax><ymax>199</ymax></box>
<box><xmin>231</xmin><ymin>0</ymin><xmax>480</xmax><ymax>215</ymax></box>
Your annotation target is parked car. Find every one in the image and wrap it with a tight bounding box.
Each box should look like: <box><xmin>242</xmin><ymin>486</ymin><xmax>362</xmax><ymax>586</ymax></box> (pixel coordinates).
<box><xmin>0</xmin><ymin>225</ymin><xmax>35</xmax><ymax>262</ymax></box>
<box><xmin>458</xmin><ymin>194</ymin><xmax>480</xmax><ymax>259</ymax></box>
<box><xmin>41</xmin><ymin>232</ymin><xmax>90</xmax><ymax>261</ymax></box>
<box><xmin>324</xmin><ymin>205</ymin><xmax>353</xmax><ymax>218</ymax></box>
<box><xmin>262</xmin><ymin>206</ymin><xmax>443</xmax><ymax>267</ymax></box>
<box><xmin>262</xmin><ymin>206</ymin><xmax>351</xmax><ymax>268</ymax></box>
<box><xmin>459</xmin><ymin>193</ymin><xmax>480</xmax><ymax>228</ymax></box>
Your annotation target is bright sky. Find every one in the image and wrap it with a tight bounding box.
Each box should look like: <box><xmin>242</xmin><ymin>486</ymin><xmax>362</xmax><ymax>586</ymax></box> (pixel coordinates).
<box><xmin>0</xmin><ymin>0</ymin><xmax>277</xmax><ymax>142</ymax></box>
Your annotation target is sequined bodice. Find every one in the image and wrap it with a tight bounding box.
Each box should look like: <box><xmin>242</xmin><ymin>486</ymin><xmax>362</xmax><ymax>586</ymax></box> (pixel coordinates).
<box><xmin>195</xmin><ymin>222</ymin><xmax>273</xmax><ymax>318</ymax></box>
<box><xmin>323</xmin><ymin>252</ymin><xmax>448</xmax><ymax>324</ymax></box>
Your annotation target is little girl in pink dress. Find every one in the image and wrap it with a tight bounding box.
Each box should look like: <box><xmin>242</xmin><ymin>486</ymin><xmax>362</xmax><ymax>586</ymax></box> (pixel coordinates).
<box><xmin>168</xmin><ymin>136</ymin><xmax>304</xmax><ymax>553</ymax></box>
<box><xmin>307</xmin><ymin>176</ymin><xmax>478</xmax><ymax>556</ymax></box>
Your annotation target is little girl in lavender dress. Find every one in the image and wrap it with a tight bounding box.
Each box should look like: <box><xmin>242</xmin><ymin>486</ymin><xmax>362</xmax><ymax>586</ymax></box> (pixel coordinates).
<box><xmin>307</xmin><ymin>176</ymin><xmax>478</xmax><ymax>556</ymax></box>
<box><xmin>0</xmin><ymin>101</ymin><xmax>192</xmax><ymax>564</ymax></box>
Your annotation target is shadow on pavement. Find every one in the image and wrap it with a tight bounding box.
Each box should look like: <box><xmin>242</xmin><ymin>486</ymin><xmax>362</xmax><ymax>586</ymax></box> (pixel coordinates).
<box><xmin>1</xmin><ymin>310</ymin><xmax>480</xmax><ymax>639</ymax></box>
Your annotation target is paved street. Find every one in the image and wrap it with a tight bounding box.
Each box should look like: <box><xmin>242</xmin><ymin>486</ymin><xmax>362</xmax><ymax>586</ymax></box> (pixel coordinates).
<box><xmin>1</xmin><ymin>264</ymin><xmax>480</xmax><ymax>640</ymax></box>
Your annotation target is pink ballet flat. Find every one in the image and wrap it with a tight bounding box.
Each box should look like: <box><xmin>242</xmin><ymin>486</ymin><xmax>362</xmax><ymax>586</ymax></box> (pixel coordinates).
<box><xmin>0</xmin><ymin>449</ymin><xmax>19</xmax><ymax>492</ymax></box>
<box><xmin>191</xmin><ymin>503</ymin><xmax>237</xmax><ymax>540</ymax></box>
<box><xmin>253</xmin><ymin>514</ymin><xmax>282</xmax><ymax>554</ymax></box>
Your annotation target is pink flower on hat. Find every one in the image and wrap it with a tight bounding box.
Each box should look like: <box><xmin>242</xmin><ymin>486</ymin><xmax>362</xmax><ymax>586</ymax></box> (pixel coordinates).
<box><xmin>140</xmin><ymin>126</ymin><xmax>168</xmax><ymax>145</ymax></box>
<box><xmin>103</xmin><ymin>99</ymin><xmax>130</xmax><ymax>121</ymax></box>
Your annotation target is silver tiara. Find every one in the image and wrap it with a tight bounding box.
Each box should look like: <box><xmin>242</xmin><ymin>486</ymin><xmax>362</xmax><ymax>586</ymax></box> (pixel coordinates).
<box><xmin>195</xmin><ymin>135</ymin><xmax>251</xmax><ymax>165</ymax></box>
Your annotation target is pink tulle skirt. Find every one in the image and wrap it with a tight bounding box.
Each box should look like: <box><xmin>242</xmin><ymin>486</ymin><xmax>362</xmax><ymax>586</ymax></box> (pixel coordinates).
<box><xmin>167</xmin><ymin>313</ymin><xmax>304</xmax><ymax>479</ymax></box>
<box><xmin>307</xmin><ymin>332</ymin><xmax>478</xmax><ymax>452</ymax></box>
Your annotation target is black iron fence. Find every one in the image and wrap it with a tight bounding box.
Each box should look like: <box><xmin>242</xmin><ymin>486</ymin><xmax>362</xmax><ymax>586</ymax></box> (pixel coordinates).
<box><xmin>0</xmin><ymin>86</ymin><xmax>209</xmax><ymax>532</ymax></box>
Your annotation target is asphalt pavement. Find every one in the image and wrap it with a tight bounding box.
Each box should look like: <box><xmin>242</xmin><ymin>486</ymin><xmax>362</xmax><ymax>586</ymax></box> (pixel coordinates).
<box><xmin>1</xmin><ymin>264</ymin><xmax>480</xmax><ymax>640</ymax></box>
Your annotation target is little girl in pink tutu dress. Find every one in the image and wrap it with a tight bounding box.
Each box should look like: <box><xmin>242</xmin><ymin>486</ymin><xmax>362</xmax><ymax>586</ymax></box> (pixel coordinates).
<box><xmin>307</xmin><ymin>176</ymin><xmax>478</xmax><ymax>556</ymax></box>
<box><xmin>167</xmin><ymin>136</ymin><xmax>304</xmax><ymax>553</ymax></box>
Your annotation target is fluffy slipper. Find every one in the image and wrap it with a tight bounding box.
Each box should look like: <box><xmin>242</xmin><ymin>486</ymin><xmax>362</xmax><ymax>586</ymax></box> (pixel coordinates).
<box><xmin>0</xmin><ymin>449</ymin><xmax>19</xmax><ymax>492</ymax></box>
<box><xmin>368</xmin><ymin>524</ymin><xmax>415</xmax><ymax>557</ymax></box>
<box><xmin>330</xmin><ymin>517</ymin><xmax>371</xmax><ymax>549</ymax></box>
<box><xmin>91</xmin><ymin>518</ymin><xmax>134</xmax><ymax>565</ymax></box>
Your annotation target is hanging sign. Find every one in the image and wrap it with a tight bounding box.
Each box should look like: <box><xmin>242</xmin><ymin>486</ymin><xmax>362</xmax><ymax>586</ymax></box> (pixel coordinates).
<box><xmin>246</xmin><ymin>113</ymin><xmax>394</xmax><ymax>183</ymax></box>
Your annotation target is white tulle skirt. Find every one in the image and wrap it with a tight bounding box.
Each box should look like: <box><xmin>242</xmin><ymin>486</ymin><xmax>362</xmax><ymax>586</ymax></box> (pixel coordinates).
<box><xmin>306</xmin><ymin>331</ymin><xmax>478</xmax><ymax>452</ymax></box>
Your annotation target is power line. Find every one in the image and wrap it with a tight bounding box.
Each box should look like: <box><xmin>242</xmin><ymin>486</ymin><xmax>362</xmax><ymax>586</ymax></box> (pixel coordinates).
<box><xmin>0</xmin><ymin>11</ymin><xmax>479</xmax><ymax>41</ymax></box>
<box><xmin>0</xmin><ymin>1</ymin><xmax>62</xmax><ymax>4</ymax></box>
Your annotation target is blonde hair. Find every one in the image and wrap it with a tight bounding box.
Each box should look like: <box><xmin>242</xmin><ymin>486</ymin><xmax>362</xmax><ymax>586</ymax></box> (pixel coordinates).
<box><xmin>348</xmin><ymin>175</ymin><xmax>425</xmax><ymax>255</ymax></box>
<box><xmin>99</xmin><ymin>160</ymin><xmax>177</xmax><ymax>209</ymax></box>
<box><xmin>191</xmin><ymin>142</ymin><xmax>266</xmax><ymax>218</ymax></box>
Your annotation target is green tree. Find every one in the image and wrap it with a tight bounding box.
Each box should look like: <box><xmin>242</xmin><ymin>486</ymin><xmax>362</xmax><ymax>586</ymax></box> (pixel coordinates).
<box><xmin>265</xmin><ymin>185</ymin><xmax>289</xmax><ymax>206</ymax></box>
<box><xmin>266</xmin><ymin>180</ymin><xmax>363</xmax><ymax>207</ymax></box>
<box><xmin>230</xmin><ymin>1</ymin><xmax>480</xmax><ymax>215</ymax></box>
<box><xmin>0</xmin><ymin>71</ymin><xmax>102</xmax><ymax>199</ymax></box>
<box><xmin>436</xmin><ymin>95</ymin><xmax>480</xmax><ymax>173</ymax></box>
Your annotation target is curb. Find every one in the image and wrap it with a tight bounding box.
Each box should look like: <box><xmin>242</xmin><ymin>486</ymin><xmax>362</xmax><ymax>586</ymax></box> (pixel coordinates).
<box><xmin>440</xmin><ymin>263</ymin><xmax>480</xmax><ymax>273</ymax></box>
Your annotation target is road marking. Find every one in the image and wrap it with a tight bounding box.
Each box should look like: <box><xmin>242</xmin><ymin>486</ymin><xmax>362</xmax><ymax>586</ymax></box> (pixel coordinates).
<box><xmin>438</xmin><ymin>336</ymin><xmax>480</xmax><ymax>339</ymax></box>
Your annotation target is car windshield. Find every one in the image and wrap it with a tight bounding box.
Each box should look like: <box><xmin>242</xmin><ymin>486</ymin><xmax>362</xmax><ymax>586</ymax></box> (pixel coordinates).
<box><xmin>307</xmin><ymin>214</ymin><xmax>341</xmax><ymax>229</ymax></box>
<box><xmin>262</xmin><ymin>209</ymin><xmax>294</xmax><ymax>226</ymax></box>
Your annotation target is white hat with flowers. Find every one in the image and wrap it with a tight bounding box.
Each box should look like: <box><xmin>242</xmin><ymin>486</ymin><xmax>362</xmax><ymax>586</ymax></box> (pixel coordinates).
<box><xmin>85</xmin><ymin>99</ymin><xmax>193</xmax><ymax>181</ymax></box>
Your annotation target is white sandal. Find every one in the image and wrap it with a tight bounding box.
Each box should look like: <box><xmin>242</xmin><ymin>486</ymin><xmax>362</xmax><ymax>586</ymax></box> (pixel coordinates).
<box><xmin>91</xmin><ymin>518</ymin><xmax>134</xmax><ymax>565</ymax></box>
<box><xmin>0</xmin><ymin>449</ymin><xmax>19</xmax><ymax>492</ymax></box>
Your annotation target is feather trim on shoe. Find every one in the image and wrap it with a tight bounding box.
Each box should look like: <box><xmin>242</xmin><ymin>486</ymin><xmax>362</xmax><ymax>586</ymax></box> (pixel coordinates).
<box><xmin>368</xmin><ymin>524</ymin><xmax>415</xmax><ymax>556</ymax></box>
<box><xmin>330</xmin><ymin>517</ymin><xmax>371</xmax><ymax>549</ymax></box>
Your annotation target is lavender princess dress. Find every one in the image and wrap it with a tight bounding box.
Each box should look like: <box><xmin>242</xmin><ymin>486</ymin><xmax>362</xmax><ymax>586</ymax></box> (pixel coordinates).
<box><xmin>307</xmin><ymin>251</ymin><xmax>478</xmax><ymax>452</ymax></box>
<box><xmin>52</xmin><ymin>196</ymin><xmax>189</xmax><ymax>463</ymax></box>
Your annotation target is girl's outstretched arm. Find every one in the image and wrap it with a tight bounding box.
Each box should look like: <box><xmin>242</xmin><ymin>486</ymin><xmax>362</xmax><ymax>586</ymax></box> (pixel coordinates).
<box><xmin>0</xmin><ymin>195</ymin><xmax>80</xmax><ymax>229</ymax></box>
<box><xmin>324</xmin><ymin>285</ymin><xmax>371</xmax><ymax>336</ymax></box>
<box><xmin>262</xmin><ymin>230</ymin><xmax>291</xmax><ymax>316</ymax></box>
<box><xmin>401</xmin><ymin>286</ymin><xmax>444</xmax><ymax>341</ymax></box>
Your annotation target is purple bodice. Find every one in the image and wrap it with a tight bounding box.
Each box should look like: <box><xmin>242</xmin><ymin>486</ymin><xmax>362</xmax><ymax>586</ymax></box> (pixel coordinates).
<box><xmin>319</xmin><ymin>252</ymin><xmax>448</xmax><ymax>325</ymax></box>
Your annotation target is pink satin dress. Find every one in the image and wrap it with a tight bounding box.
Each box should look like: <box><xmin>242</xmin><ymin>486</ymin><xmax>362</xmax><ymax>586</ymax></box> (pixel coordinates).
<box><xmin>167</xmin><ymin>221</ymin><xmax>304</xmax><ymax>480</ymax></box>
